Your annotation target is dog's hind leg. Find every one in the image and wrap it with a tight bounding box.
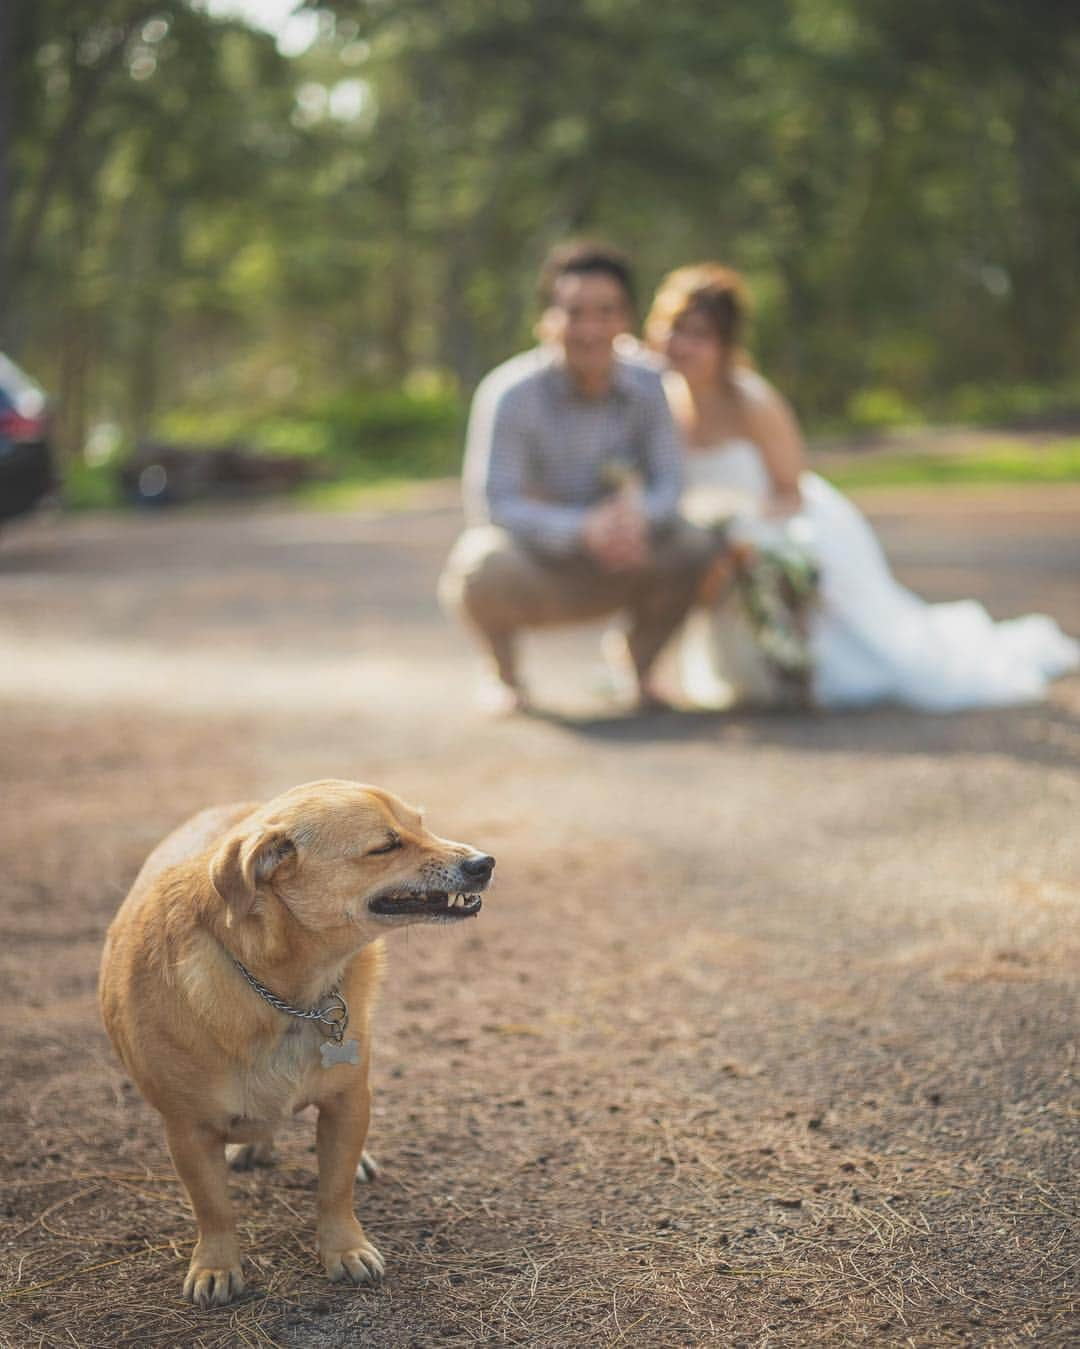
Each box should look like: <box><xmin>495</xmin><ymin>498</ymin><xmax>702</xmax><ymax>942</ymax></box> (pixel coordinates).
<box><xmin>165</xmin><ymin>1119</ymin><xmax>245</xmax><ymax>1308</ymax></box>
<box><xmin>355</xmin><ymin>1149</ymin><xmax>378</xmax><ymax>1183</ymax></box>
<box><xmin>227</xmin><ymin>1131</ymin><xmax>278</xmax><ymax>1171</ymax></box>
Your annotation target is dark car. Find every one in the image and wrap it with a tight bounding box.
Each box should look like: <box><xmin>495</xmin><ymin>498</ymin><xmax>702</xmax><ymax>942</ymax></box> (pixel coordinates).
<box><xmin>0</xmin><ymin>352</ymin><xmax>54</xmax><ymax>524</ymax></box>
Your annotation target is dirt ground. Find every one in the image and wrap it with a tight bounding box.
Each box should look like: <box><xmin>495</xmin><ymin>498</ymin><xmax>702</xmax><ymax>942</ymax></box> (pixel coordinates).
<box><xmin>1</xmin><ymin>483</ymin><xmax>1078</xmax><ymax>1348</ymax></box>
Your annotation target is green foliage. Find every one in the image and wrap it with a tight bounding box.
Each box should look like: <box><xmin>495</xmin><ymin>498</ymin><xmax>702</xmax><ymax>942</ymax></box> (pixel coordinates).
<box><xmin>4</xmin><ymin>0</ymin><xmax>1080</xmax><ymax>475</ymax></box>
<box><xmin>312</xmin><ymin>387</ymin><xmax>463</xmax><ymax>458</ymax></box>
<box><xmin>61</xmin><ymin>456</ymin><xmax>125</xmax><ymax>511</ymax></box>
<box><xmin>154</xmin><ymin>386</ymin><xmax>465</xmax><ymax>476</ymax></box>
<box><xmin>943</xmin><ymin>382</ymin><xmax>1080</xmax><ymax>428</ymax></box>
<box><xmin>844</xmin><ymin>388</ymin><xmax>920</xmax><ymax>432</ymax></box>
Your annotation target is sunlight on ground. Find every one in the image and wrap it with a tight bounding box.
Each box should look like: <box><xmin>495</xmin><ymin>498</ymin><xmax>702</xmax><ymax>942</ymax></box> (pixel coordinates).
<box><xmin>0</xmin><ymin>636</ymin><xmax>471</xmax><ymax>716</ymax></box>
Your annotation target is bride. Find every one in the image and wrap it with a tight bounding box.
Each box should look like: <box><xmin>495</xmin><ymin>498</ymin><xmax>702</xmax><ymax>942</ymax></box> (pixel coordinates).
<box><xmin>644</xmin><ymin>263</ymin><xmax>1079</xmax><ymax>711</ymax></box>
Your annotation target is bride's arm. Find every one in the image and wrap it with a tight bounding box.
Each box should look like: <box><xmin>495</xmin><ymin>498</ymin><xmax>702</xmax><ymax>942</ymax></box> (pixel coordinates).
<box><xmin>739</xmin><ymin>375</ymin><xmax>806</xmax><ymax>514</ymax></box>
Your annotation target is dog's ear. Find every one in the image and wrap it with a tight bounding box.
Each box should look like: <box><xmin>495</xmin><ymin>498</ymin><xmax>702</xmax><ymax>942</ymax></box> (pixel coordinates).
<box><xmin>210</xmin><ymin>830</ymin><xmax>296</xmax><ymax>917</ymax></box>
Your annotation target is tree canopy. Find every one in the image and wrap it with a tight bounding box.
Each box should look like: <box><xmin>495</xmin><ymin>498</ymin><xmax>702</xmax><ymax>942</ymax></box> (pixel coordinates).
<box><xmin>4</xmin><ymin>0</ymin><xmax>1079</xmax><ymax>459</ymax></box>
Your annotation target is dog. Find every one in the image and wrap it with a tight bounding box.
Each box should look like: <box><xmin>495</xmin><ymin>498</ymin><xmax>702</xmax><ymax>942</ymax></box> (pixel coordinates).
<box><xmin>99</xmin><ymin>779</ymin><xmax>494</xmax><ymax>1307</ymax></box>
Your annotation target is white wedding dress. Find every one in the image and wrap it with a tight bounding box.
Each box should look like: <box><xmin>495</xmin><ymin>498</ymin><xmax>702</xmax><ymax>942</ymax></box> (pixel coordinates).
<box><xmin>680</xmin><ymin>440</ymin><xmax>1079</xmax><ymax>711</ymax></box>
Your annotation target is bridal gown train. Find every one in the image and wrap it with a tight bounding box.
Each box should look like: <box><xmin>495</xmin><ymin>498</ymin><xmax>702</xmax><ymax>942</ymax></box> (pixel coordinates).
<box><xmin>680</xmin><ymin>440</ymin><xmax>1079</xmax><ymax>711</ymax></box>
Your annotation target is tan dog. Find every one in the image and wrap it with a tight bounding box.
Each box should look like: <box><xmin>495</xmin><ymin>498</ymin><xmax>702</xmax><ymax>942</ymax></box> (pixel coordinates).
<box><xmin>99</xmin><ymin>779</ymin><xmax>494</xmax><ymax>1308</ymax></box>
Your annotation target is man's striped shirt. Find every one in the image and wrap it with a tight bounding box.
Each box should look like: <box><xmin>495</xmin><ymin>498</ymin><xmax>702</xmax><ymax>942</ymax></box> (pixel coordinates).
<box><xmin>462</xmin><ymin>345</ymin><xmax>685</xmax><ymax>556</ymax></box>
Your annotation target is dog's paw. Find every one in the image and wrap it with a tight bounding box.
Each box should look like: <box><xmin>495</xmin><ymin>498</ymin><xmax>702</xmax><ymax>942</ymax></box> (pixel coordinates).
<box><xmin>355</xmin><ymin>1149</ymin><xmax>378</xmax><ymax>1183</ymax></box>
<box><xmin>226</xmin><ymin>1140</ymin><xmax>277</xmax><ymax>1171</ymax></box>
<box><xmin>183</xmin><ymin>1259</ymin><xmax>245</xmax><ymax>1308</ymax></box>
<box><xmin>322</xmin><ymin>1237</ymin><xmax>385</xmax><ymax>1286</ymax></box>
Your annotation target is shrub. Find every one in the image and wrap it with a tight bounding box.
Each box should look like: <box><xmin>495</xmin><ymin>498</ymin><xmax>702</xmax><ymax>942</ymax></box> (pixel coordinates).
<box><xmin>844</xmin><ymin>387</ymin><xmax>920</xmax><ymax>431</ymax></box>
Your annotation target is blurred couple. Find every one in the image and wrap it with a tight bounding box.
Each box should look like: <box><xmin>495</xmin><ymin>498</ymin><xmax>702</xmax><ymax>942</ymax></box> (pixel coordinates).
<box><xmin>440</xmin><ymin>242</ymin><xmax>1079</xmax><ymax>715</ymax></box>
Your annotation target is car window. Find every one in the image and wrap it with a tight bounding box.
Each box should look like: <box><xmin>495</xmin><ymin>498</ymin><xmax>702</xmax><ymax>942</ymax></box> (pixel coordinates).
<box><xmin>0</xmin><ymin>353</ymin><xmax>47</xmax><ymax>416</ymax></box>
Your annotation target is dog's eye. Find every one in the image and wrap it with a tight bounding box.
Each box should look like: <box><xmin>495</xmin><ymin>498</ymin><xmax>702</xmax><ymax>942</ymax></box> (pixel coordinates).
<box><xmin>368</xmin><ymin>835</ymin><xmax>401</xmax><ymax>856</ymax></box>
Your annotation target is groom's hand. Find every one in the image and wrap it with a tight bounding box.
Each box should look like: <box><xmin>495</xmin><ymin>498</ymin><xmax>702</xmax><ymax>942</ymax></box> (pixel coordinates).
<box><xmin>582</xmin><ymin>498</ymin><xmax>649</xmax><ymax>572</ymax></box>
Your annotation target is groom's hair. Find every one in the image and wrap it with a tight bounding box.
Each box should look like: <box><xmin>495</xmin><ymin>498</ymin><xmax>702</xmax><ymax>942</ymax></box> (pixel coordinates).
<box><xmin>538</xmin><ymin>240</ymin><xmax>636</xmax><ymax>313</ymax></box>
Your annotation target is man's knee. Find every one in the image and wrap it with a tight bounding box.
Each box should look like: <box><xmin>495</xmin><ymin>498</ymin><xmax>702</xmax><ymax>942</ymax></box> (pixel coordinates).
<box><xmin>440</xmin><ymin>527</ymin><xmax>534</xmax><ymax>628</ymax></box>
<box><xmin>650</xmin><ymin>517</ymin><xmax>722</xmax><ymax>579</ymax></box>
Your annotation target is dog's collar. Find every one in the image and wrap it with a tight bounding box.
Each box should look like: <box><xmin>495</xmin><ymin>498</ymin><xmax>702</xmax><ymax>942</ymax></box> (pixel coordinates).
<box><xmin>229</xmin><ymin>956</ymin><xmax>360</xmax><ymax>1067</ymax></box>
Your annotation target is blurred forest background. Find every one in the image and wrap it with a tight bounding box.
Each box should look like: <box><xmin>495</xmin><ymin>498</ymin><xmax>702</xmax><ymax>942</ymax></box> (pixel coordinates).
<box><xmin>3</xmin><ymin>0</ymin><xmax>1080</xmax><ymax>497</ymax></box>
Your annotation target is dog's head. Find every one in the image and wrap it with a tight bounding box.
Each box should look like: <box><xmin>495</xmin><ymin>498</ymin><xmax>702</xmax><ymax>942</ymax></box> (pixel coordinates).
<box><xmin>209</xmin><ymin>779</ymin><xmax>494</xmax><ymax>939</ymax></box>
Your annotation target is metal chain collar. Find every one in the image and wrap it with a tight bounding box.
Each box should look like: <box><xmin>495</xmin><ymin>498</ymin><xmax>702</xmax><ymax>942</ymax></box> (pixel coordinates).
<box><xmin>230</xmin><ymin>956</ymin><xmax>349</xmax><ymax>1044</ymax></box>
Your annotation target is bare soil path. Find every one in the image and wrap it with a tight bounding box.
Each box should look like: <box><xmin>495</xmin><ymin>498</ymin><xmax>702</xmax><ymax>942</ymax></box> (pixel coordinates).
<box><xmin>1</xmin><ymin>484</ymin><xmax>1078</xmax><ymax>1347</ymax></box>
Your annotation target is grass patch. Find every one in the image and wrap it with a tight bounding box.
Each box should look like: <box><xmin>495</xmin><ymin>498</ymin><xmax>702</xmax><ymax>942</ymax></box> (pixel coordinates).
<box><xmin>295</xmin><ymin>473</ymin><xmax>445</xmax><ymax>512</ymax></box>
<box><xmin>820</xmin><ymin>438</ymin><xmax>1080</xmax><ymax>490</ymax></box>
<box><xmin>61</xmin><ymin>456</ymin><xmax>126</xmax><ymax>511</ymax></box>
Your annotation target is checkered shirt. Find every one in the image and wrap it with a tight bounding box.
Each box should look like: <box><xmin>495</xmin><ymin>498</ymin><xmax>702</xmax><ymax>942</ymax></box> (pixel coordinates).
<box><xmin>462</xmin><ymin>346</ymin><xmax>685</xmax><ymax>556</ymax></box>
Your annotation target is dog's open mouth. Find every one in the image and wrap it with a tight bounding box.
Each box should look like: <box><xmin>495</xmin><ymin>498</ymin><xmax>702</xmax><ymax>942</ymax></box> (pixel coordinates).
<box><xmin>368</xmin><ymin>891</ymin><xmax>482</xmax><ymax>920</ymax></box>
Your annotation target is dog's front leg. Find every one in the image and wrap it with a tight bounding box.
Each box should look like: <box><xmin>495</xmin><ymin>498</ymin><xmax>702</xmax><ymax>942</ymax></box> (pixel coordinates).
<box><xmin>164</xmin><ymin>1119</ymin><xmax>245</xmax><ymax>1307</ymax></box>
<box><xmin>316</xmin><ymin>1081</ymin><xmax>385</xmax><ymax>1285</ymax></box>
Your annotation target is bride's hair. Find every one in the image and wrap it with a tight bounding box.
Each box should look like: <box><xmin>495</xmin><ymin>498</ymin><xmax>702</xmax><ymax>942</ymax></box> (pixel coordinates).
<box><xmin>645</xmin><ymin>263</ymin><xmax>751</xmax><ymax>360</ymax></box>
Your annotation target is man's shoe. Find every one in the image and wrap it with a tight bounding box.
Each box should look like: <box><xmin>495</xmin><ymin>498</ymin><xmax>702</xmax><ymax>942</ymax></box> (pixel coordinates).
<box><xmin>474</xmin><ymin>674</ymin><xmax>529</xmax><ymax>717</ymax></box>
<box><xmin>600</xmin><ymin>628</ymin><xmax>639</xmax><ymax>705</ymax></box>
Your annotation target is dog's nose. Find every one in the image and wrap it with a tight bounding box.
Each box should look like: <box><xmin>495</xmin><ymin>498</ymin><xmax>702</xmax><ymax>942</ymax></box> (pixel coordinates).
<box><xmin>461</xmin><ymin>853</ymin><xmax>495</xmax><ymax>882</ymax></box>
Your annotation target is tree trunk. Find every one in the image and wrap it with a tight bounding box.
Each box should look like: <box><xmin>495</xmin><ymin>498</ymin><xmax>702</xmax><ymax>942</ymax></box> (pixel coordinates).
<box><xmin>1009</xmin><ymin>81</ymin><xmax>1074</xmax><ymax>382</ymax></box>
<box><xmin>57</xmin><ymin>307</ymin><xmax>91</xmax><ymax>461</ymax></box>
<box><xmin>8</xmin><ymin>6</ymin><xmax>155</xmax><ymax>302</ymax></box>
<box><xmin>379</xmin><ymin>159</ymin><xmax>413</xmax><ymax>381</ymax></box>
<box><xmin>439</xmin><ymin>251</ymin><xmax>477</xmax><ymax>388</ymax></box>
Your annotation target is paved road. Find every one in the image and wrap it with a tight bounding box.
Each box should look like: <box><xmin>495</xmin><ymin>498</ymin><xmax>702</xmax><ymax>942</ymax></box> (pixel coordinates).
<box><xmin>1</xmin><ymin>484</ymin><xmax>1077</xmax><ymax>1347</ymax></box>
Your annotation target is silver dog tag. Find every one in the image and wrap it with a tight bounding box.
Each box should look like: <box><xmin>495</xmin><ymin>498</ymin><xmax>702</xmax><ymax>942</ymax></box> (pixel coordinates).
<box><xmin>321</xmin><ymin>1038</ymin><xmax>361</xmax><ymax>1068</ymax></box>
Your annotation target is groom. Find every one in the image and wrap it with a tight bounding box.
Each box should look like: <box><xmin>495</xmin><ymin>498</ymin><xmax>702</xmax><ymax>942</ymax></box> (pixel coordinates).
<box><xmin>439</xmin><ymin>241</ymin><xmax>717</xmax><ymax>711</ymax></box>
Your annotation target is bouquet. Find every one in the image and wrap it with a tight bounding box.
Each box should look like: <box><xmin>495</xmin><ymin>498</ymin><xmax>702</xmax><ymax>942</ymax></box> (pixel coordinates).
<box><xmin>732</xmin><ymin>516</ymin><xmax>819</xmax><ymax>704</ymax></box>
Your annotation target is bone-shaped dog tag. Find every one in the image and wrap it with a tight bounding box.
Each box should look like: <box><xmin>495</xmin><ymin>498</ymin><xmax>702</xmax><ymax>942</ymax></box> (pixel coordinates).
<box><xmin>321</xmin><ymin>1038</ymin><xmax>361</xmax><ymax>1068</ymax></box>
